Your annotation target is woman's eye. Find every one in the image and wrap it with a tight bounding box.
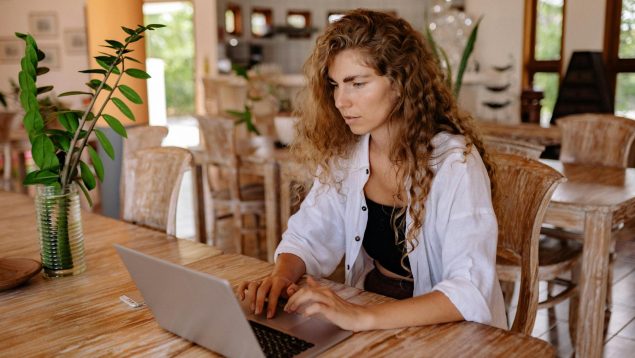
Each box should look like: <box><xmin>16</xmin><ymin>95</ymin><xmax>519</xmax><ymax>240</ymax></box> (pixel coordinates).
<box><xmin>353</xmin><ymin>82</ymin><xmax>365</xmax><ymax>88</ymax></box>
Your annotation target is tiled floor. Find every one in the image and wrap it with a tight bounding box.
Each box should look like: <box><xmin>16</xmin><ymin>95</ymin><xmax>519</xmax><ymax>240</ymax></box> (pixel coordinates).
<box><xmin>169</xmin><ymin>118</ymin><xmax>635</xmax><ymax>357</ymax></box>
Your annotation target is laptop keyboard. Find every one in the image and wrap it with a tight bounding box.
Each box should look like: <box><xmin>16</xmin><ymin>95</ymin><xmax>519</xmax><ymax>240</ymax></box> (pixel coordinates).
<box><xmin>248</xmin><ymin>320</ymin><xmax>315</xmax><ymax>358</ymax></box>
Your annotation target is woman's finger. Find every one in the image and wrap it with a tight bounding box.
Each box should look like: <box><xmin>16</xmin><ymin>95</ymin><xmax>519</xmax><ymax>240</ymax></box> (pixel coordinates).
<box><xmin>237</xmin><ymin>281</ymin><xmax>249</xmax><ymax>300</ymax></box>
<box><xmin>255</xmin><ymin>279</ymin><xmax>272</xmax><ymax>315</ymax></box>
<box><xmin>246</xmin><ymin>281</ymin><xmax>261</xmax><ymax>311</ymax></box>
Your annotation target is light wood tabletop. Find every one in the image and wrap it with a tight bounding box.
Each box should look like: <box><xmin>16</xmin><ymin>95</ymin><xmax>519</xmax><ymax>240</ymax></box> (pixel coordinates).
<box><xmin>476</xmin><ymin>121</ymin><xmax>561</xmax><ymax>147</ymax></box>
<box><xmin>0</xmin><ymin>190</ymin><xmax>555</xmax><ymax>357</ymax></box>
<box><xmin>541</xmin><ymin>159</ymin><xmax>635</xmax><ymax>358</ymax></box>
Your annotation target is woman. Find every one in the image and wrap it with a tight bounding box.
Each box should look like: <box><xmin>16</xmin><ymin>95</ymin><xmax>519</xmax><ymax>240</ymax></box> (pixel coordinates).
<box><xmin>238</xmin><ymin>9</ymin><xmax>506</xmax><ymax>331</ymax></box>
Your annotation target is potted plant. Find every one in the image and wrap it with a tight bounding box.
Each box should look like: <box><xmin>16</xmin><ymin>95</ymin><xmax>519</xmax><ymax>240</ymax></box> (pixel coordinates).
<box><xmin>16</xmin><ymin>23</ymin><xmax>164</xmax><ymax>277</ymax></box>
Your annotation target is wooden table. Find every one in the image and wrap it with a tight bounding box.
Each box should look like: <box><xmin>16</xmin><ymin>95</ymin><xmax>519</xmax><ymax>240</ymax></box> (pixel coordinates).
<box><xmin>0</xmin><ymin>190</ymin><xmax>555</xmax><ymax>356</ymax></box>
<box><xmin>477</xmin><ymin>121</ymin><xmax>561</xmax><ymax>147</ymax></box>
<box><xmin>542</xmin><ymin>160</ymin><xmax>635</xmax><ymax>358</ymax></box>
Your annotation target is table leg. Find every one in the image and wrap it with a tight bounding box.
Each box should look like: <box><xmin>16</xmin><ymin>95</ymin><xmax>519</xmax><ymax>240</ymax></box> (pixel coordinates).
<box><xmin>575</xmin><ymin>210</ymin><xmax>612</xmax><ymax>358</ymax></box>
<box><xmin>194</xmin><ymin>164</ymin><xmax>207</xmax><ymax>244</ymax></box>
<box><xmin>264</xmin><ymin>161</ymin><xmax>280</xmax><ymax>263</ymax></box>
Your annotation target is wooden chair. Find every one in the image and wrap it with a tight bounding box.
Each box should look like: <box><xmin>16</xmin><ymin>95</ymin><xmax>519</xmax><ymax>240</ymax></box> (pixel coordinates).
<box><xmin>557</xmin><ymin>113</ymin><xmax>635</xmax><ymax>168</ymax></box>
<box><xmin>483</xmin><ymin>135</ymin><xmax>545</xmax><ymax>159</ymax></box>
<box><xmin>196</xmin><ymin>115</ymin><xmax>265</xmax><ymax>254</ymax></box>
<box><xmin>279</xmin><ymin>160</ymin><xmax>312</xmax><ymax>234</ymax></box>
<box><xmin>120</xmin><ymin>126</ymin><xmax>169</xmax><ymax>220</ymax></box>
<box><xmin>543</xmin><ymin>113</ymin><xmax>635</xmax><ymax>319</ymax></box>
<box><xmin>0</xmin><ymin>112</ymin><xmax>16</xmax><ymax>191</ymax></box>
<box><xmin>121</xmin><ymin>146</ymin><xmax>192</xmax><ymax>236</ymax></box>
<box><xmin>493</xmin><ymin>153</ymin><xmax>566</xmax><ymax>335</ymax></box>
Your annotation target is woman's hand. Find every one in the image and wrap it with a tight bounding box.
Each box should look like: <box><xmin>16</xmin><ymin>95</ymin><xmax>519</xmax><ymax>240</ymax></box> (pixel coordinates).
<box><xmin>238</xmin><ymin>276</ymin><xmax>300</xmax><ymax>319</ymax></box>
<box><xmin>283</xmin><ymin>276</ymin><xmax>373</xmax><ymax>332</ymax></box>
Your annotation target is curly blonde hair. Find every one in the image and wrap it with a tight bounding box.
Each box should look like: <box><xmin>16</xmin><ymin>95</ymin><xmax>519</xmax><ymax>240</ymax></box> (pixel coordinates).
<box><xmin>292</xmin><ymin>9</ymin><xmax>493</xmax><ymax>264</ymax></box>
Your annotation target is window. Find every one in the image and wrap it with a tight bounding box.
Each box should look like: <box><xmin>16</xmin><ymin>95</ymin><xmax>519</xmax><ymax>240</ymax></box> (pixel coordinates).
<box><xmin>523</xmin><ymin>0</ymin><xmax>566</xmax><ymax>123</ymax></box>
<box><xmin>286</xmin><ymin>10</ymin><xmax>311</xmax><ymax>38</ymax></box>
<box><xmin>225</xmin><ymin>3</ymin><xmax>242</xmax><ymax>36</ymax></box>
<box><xmin>604</xmin><ymin>0</ymin><xmax>635</xmax><ymax>118</ymax></box>
<box><xmin>251</xmin><ymin>8</ymin><xmax>272</xmax><ymax>38</ymax></box>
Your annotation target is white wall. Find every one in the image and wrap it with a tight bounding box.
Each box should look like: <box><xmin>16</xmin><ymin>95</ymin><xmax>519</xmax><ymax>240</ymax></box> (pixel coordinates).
<box><xmin>0</xmin><ymin>0</ymin><xmax>89</xmax><ymax>111</ymax></box>
<box><xmin>562</xmin><ymin>0</ymin><xmax>605</xmax><ymax>68</ymax></box>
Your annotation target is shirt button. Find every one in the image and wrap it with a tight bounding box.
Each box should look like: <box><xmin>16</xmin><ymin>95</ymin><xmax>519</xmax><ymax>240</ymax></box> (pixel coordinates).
<box><xmin>346</xmin><ymin>265</ymin><xmax>350</xmax><ymax>270</ymax></box>
<box><xmin>365</xmin><ymin>168</ymin><xmax>369</xmax><ymax>175</ymax></box>
<box><xmin>361</xmin><ymin>206</ymin><xmax>367</xmax><ymax>211</ymax></box>
<box><xmin>355</xmin><ymin>236</ymin><xmax>361</xmax><ymax>242</ymax></box>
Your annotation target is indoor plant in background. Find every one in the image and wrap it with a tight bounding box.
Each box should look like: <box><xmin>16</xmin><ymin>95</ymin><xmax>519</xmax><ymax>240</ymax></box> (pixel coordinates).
<box><xmin>16</xmin><ymin>24</ymin><xmax>164</xmax><ymax>277</ymax></box>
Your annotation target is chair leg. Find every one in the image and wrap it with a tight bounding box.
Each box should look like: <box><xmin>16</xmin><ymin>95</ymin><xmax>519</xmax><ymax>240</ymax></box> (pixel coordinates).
<box><xmin>254</xmin><ymin>214</ymin><xmax>262</xmax><ymax>258</ymax></box>
<box><xmin>233</xmin><ymin>212</ymin><xmax>244</xmax><ymax>254</ymax></box>
<box><xmin>568</xmin><ymin>263</ymin><xmax>580</xmax><ymax>345</ymax></box>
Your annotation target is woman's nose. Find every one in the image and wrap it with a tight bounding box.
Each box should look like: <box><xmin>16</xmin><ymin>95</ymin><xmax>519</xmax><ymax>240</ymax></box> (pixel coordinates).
<box><xmin>334</xmin><ymin>89</ymin><xmax>351</xmax><ymax>109</ymax></box>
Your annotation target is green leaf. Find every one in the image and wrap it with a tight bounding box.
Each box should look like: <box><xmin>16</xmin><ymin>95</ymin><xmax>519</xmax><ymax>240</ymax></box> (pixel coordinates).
<box><xmin>125</xmin><ymin>34</ymin><xmax>144</xmax><ymax>43</ymax></box>
<box><xmin>57</xmin><ymin>111</ymin><xmax>79</xmax><ymax>133</ymax></box>
<box><xmin>453</xmin><ymin>16</ymin><xmax>482</xmax><ymax>99</ymax></box>
<box><xmin>125</xmin><ymin>68</ymin><xmax>150</xmax><ymax>79</ymax></box>
<box><xmin>121</xmin><ymin>26</ymin><xmax>136</xmax><ymax>35</ymax></box>
<box><xmin>36</xmin><ymin>67</ymin><xmax>49</xmax><ymax>76</ymax></box>
<box><xmin>86</xmin><ymin>79</ymin><xmax>113</xmax><ymax>91</ymax></box>
<box><xmin>32</xmin><ymin>134</ymin><xmax>59</xmax><ymax>170</ymax></box>
<box><xmin>23</xmin><ymin>110</ymin><xmax>44</xmax><ymax>135</ymax></box>
<box><xmin>79</xmin><ymin>69</ymin><xmax>107</xmax><ymax>75</ymax></box>
<box><xmin>146</xmin><ymin>24</ymin><xmax>166</xmax><ymax>30</ymax></box>
<box><xmin>23</xmin><ymin>169</ymin><xmax>59</xmax><ymax>185</ymax></box>
<box><xmin>118</xmin><ymin>85</ymin><xmax>142</xmax><ymax>104</ymax></box>
<box><xmin>96</xmin><ymin>57</ymin><xmax>120</xmax><ymax>74</ymax></box>
<box><xmin>105</xmin><ymin>39</ymin><xmax>124</xmax><ymax>49</ymax></box>
<box><xmin>95</xmin><ymin>55</ymin><xmax>116</xmax><ymax>65</ymax></box>
<box><xmin>102</xmin><ymin>114</ymin><xmax>127</xmax><ymax>138</ymax></box>
<box><xmin>95</xmin><ymin>129</ymin><xmax>115</xmax><ymax>160</ymax></box>
<box><xmin>15</xmin><ymin>32</ymin><xmax>27</xmax><ymax>40</ymax></box>
<box><xmin>111</xmin><ymin>97</ymin><xmax>135</xmax><ymax>121</ymax></box>
<box><xmin>87</xmin><ymin>146</ymin><xmax>104</xmax><ymax>182</ymax></box>
<box><xmin>59</xmin><ymin>91</ymin><xmax>93</xmax><ymax>97</ymax></box>
<box><xmin>124</xmin><ymin>56</ymin><xmax>141</xmax><ymax>64</ymax></box>
<box><xmin>36</xmin><ymin>85</ymin><xmax>54</xmax><ymax>95</ymax></box>
<box><xmin>75</xmin><ymin>178</ymin><xmax>93</xmax><ymax>207</ymax></box>
<box><xmin>51</xmin><ymin>133</ymin><xmax>71</xmax><ymax>152</ymax></box>
<box><xmin>79</xmin><ymin>160</ymin><xmax>96</xmax><ymax>190</ymax></box>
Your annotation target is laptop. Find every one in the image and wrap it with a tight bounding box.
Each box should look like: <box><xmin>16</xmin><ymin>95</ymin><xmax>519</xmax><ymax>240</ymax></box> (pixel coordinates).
<box><xmin>115</xmin><ymin>245</ymin><xmax>352</xmax><ymax>358</ymax></box>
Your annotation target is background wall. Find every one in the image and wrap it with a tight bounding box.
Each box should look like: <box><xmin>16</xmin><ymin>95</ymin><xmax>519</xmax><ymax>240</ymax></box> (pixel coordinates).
<box><xmin>0</xmin><ymin>0</ymin><xmax>89</xmax><ymax>111</ymax></box>
<box><xmin>215</xmin><ymin>0</ymin><xmax>428</xmax><ymax>74</ymax></box>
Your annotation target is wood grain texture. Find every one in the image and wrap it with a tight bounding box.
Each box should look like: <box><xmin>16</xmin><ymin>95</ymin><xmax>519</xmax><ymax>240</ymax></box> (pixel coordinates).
<box><xmin>493</xmin><ymin>154</ymin><xmax>566</xmax><ymax>335</ymax></box>
<box><xmin>122</xmin><ymin>147</ymin><xmax>193</xmax><ymax>236</ymax></box>
<box><xmin>0</xmin><ymin>190</ymin><xmax>554</xmax><ymax>357</ymax></box>
<box><xmin>557</xmin><ymin>114</ymin><xmax>635</xmax><ymax>169</ymax></box>
<box><xmin>540</xmin><ymin>160</ymin><xmax>635</xmax><ymax>357</ymax></box>
<box><xmin>476</xmin><ymin>121</ymin><xmax>561</xmax><ymax>147</ymax></box>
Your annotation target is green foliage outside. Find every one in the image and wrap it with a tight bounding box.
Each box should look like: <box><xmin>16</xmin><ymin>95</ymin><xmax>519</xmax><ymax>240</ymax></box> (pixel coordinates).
<box><xmin>617</xmin><ymin>0</ymin><xmax>635</xmax><ymax>117</ymax></box>
<box><xmin>535</xmin><ymin>0</ymin><xmax>563</xmax><ymax>61</ymax></box>
<box><xmin>533</xmin><ymin>72</ymin><xmax>559</xmax><ymax>123</ymax></box>
<box><xmin>144</xmin><ymin>4</ymin><xmax>195</xmax><ymax>116</ymax></box>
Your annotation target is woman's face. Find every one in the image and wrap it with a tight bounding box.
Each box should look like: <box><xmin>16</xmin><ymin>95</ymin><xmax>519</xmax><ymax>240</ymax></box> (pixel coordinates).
<box><xmin>328</xmin><ymin>49</ymin><xmax>399</xmax><ymax>137</ymax></box>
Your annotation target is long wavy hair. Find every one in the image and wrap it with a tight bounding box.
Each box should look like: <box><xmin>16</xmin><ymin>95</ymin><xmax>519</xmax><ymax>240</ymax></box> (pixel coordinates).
<box><xmin>292</xmin><ymin>9</ymin><xmax>494</xmax><ymax>269</ymax></box>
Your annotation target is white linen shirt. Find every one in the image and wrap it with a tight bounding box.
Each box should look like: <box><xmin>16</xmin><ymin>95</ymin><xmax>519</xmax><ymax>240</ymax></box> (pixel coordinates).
<box><xmin>275</xmin><ymin>132</ymin><xmax>507</xmax><ymax>329</ymax></box>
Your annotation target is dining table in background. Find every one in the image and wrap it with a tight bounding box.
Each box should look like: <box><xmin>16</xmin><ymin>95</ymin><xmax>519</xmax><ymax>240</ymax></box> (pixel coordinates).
<box><xmin>476</xmin><ymin>121</ymin><xmax>562</xmax><ymax>147</ymax></box>
<box><xmin>0</xmin><ymin>190</ymin><xmax>555</xmax><ymax>356</ymax></box>
<box><xmin>541</xmin><ymin>159</ymin><xmax>635</xmax><ymax>358</ymax></box>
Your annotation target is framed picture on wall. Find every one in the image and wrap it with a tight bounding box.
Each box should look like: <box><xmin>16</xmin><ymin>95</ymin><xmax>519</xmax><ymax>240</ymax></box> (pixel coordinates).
<box><xmin>64</xmin><ymin>28</ymin><xmax>87</xmax><ymax>55</ymax></box>
<box><xmin>38</xmin><ymin>44</ymin><xmax>61</xmax><ymax>70</ymax></box>
<box><xmin>29</xmin><ymin>12</ymin><xmax>59</xmax><ymax>37</ymax></box>
<box><xmin>0</xmin><ymin>37</ymin><xmax>23</xmax><ymax>64</ymax></box>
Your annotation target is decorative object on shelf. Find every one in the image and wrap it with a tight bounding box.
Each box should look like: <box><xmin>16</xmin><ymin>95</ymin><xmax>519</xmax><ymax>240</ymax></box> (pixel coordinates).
<box><xmin>0</xmin><ymin>37</ymin><xmax>23</xmax><ymax>64</ymax></box>
<box><xmin>425</xmin><ymin>0</ymin><xmax>482</xmax><ymax>98</ymax></box>
<box><xmin>15</xmin><ymin>23</ymin><xmax>165</xmax><ymax>277</ymax></box>
<box><xmin>63</xmin><ymin>28</ymin><xmax>87</xmax><ymax>55</ymax></box>
<box><xmin>28</xmin><ymin>12</ymin><xmax>58</xmax><ymax>37</ymax></box>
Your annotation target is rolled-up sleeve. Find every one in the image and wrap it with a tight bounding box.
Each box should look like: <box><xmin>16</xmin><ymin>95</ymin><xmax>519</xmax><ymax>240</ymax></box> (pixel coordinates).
<box><xmin>429</xmin><ymin>152</ymin><xmax>502</xmax><ymax>326</ymax></box>
<box><xmin>274</xmin><ymin>178</ymin><xmax>347</xmax><ymax>278</ymax></box>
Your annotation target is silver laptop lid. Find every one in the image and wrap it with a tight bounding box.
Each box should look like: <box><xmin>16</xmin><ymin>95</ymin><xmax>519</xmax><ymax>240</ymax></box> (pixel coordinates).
<box><xmin>115</xmin><ymin>244</ymin><xmax>264</xmax><ymax>358</ymax></box>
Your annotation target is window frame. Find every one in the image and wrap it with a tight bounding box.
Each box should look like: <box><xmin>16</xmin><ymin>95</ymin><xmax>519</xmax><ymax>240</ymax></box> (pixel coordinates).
<box><xmin>250</xmin><ymin>7</ymin><xmax>273</xmax><ymax>38</ymax></box>
<box><xmin>522</xmin><ymin>0</ymin><xmax>567</xmax><ymax>90</ymax></box>
<box><xmin>603</xmin><ymin>0</ymin><xmax>635</xmax><ymax>100</ymax></box>
<box><xmin>225</xmin><ymin>3</ymin><xmax>242</xmax><ymax>36</ymax></box>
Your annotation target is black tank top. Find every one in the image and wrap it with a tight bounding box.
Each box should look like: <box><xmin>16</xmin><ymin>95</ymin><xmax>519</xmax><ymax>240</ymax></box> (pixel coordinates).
<box><xmin>362</xmin><ymin>196</ymin><xmax>411</xmax><ymax>277</ymax></box>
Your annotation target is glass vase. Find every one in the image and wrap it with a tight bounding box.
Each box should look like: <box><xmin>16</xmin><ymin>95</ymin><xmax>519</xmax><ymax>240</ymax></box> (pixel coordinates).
<box><xmin>35</xmin><ymin>183</ymin><xmax>86</xmax><ymax>277</ymax></box>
